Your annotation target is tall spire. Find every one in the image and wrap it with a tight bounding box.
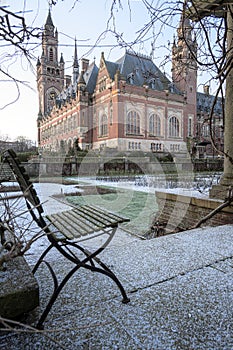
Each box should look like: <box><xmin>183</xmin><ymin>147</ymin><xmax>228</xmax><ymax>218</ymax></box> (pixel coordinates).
<box><xmin>45</xmin><ymin>9</ymin><xmax>54</xmax><ymax>28</ymax></box>
<box><xmin>44</xmin><ymin>9</ymin><xmax>55</xmax><ymax>39</ymax></box>
<box><xmin>73</xmin><ymin>38</ymin><xmax>79</xmax><ymax>84</ymax></box>
<box><xmin>177</xmin><ymin>10</ymin><xmax>192</xmax><ymax>42</ymax></box>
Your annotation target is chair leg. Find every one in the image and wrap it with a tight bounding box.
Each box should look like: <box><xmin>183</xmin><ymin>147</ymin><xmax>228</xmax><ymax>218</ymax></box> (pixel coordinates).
<box><xmin>64</xmin><ymin>242</ymin><xmax>130</xmax><ymax>303</ymax></box>
<box><xmin>80</xmin><ymin>260</ymin><xmax>130</xmax><ymax>304</ymax></box>
<box><xmin>36</xmin><ymin>242</ymin><xmax>130</xmax><ymax>328</ymax></box>
<box><xmin>37</xmin><ymin>259</ymin><xmax>130</xmax><ymax>329</ymax></box>
<box><xmin>65</xmin><ymin>242</ymin><xmax>131</xmax><ymax>304</ymax></box>
<box><xmin>74</xmin><ymin>245</ymin><xmax>130</xmax><ymax>303</ymax></box>
<box><xmin>36</xmin><ymin>263</ymin><xmax>82</xmax><ymax>329</ymax></box>
<box><xmin>32</xmin><ymin>243</ymin><xmax>53</xmax><ymax>274</ymax></box>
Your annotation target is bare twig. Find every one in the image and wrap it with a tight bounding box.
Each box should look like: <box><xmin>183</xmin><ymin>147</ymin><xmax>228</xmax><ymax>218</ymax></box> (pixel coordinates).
<box><xmin>193</xmin><ymin>187</ymin><xmax>233</xmax><ymax>229</ymax></box>
<box><xmin>0</xmin><ymin>317</ymin><xmax>67</xmax><ymax>350</ymax></box>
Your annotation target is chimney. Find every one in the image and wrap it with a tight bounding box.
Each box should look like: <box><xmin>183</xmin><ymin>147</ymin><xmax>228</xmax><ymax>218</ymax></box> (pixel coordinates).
<box><xmin>81</xmin><ymin>58</ymin><xmax>89</xmax><ymax>72</ymax></box>
<box><xmin>65</xmin><ymin>75</ymin><xmax>71</xmax><ymax>88</ymax></box>
<box><xmin>203</xmin><ymin>85</ymin><xmax>210</xmax><ymax>95</ymax></box>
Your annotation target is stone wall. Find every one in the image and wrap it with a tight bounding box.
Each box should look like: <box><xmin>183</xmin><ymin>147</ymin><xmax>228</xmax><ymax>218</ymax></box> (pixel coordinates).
<box><xmin>0</xmin><ymin>256</ymin><xmax>39</xmax><ymax>319</ymax></box>
<box><xmin>154</xmin><ymin>191</ymin><xmax>233</xmax><ymax>235</ymax></box>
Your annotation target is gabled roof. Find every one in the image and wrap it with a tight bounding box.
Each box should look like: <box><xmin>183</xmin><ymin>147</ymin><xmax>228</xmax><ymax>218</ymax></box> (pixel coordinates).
<box><xmin>104</xmin><ymin>60</ymin><xmax>119</xmax><ymax>80</ymax></box>
<box><xmin>84</xmin><ymin>61</ymin><xmax>98</xmax><ymax>94</ymax></box>
<box><xmin>115</xmin><ymin>50</ymin><xmax>180</xmax><ymax>93</ymax></box>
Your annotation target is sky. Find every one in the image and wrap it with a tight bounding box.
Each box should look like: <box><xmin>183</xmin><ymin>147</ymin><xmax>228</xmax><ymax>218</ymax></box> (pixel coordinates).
<box><xmin>0</xmin><ymin>0</ymin><xmax>213</xmax><ymax>143</ymax></box>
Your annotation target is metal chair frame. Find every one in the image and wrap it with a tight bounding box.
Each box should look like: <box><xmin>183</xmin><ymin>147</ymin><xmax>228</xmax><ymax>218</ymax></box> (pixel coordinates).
<box><xmin>1</xmin><ymin>149</ymin><xmax>130</xmax><ymax>329</ymax></box>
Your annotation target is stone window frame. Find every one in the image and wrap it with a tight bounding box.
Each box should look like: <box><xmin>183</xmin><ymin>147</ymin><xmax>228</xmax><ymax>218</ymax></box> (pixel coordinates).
<box><xmin>149</xmin><ymin>113</ymin><xmax>161</xmax><ymax>137</ymax></box>
<box><xmin>99</xmin><ymin>113</ymin><xmax>108</xmax><ymax>137</ymax></box>
<box><xmin>126</xmin><ymin>110</ymin><xmax>141</xmax><ymax>136</ymax></box>
<box><xmin>168</xmin><ymin>115</ymin><xmax>180</xmax><ymax>138</ymax></box>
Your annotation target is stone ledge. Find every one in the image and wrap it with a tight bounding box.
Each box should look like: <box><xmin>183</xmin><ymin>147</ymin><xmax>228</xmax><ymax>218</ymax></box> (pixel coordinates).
<box><xmin>0</xmin><ymin>256</ymin><xmax>39</xmax><ymax>319</ymax></box>
<box><xmin>156</xmin><ymin>191</ymin><xmax>233</xmax><ymax>213</ymax></box>
<box><xmin>155</xmin><ymin>190</ymin><xmax>233</xmax><ymax>233</ymax></box>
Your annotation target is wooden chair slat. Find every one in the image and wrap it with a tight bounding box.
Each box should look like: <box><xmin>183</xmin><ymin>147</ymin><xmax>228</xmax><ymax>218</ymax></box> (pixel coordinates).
<box><xmin>1</xmin><ymin>148</ymin><xmax>131</xmax><ymax>329</ymax></box>
<box><xmin>61</xmin><ymin>210</ymin><xmax>102</xmax><ymax>233</ymax></box>
<box><xmin>85</xmin><ymin>205</ymin><xmax>130</xmax><ymax>223</ymax></box>
<box><xmin>75</xmin><ymin>206</ymin><xmax>119</xmax><ymax>227</ymax></box>
<box><xmin>46</xmin><ymin>213</ymin><xmax>83</xmax><ymax>239</ymax></box>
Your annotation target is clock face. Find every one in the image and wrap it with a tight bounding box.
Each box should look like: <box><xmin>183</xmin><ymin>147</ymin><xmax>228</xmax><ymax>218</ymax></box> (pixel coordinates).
<box><xmin>50</xmin><ymin>91</ymin><xmax>56</xmax><ymax>99</ymax></box>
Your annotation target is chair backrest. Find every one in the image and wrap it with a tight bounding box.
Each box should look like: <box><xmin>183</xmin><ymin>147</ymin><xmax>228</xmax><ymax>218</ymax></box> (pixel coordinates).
<box><xmin>2</xmin><ymin>149</ymin><xmax>44</xmax><ymax>215</ymax></box>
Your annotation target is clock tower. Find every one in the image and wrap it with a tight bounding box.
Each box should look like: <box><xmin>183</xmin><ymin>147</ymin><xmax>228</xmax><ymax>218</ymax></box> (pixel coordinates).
<box><xmin>37</xmin><ymin>10</ymin><xmax>65</xmax><ymax>119</ymax></box>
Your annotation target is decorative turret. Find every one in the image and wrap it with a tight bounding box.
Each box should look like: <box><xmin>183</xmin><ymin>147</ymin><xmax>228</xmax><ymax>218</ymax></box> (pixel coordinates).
<box><xmin>60</xmin><ymin>53</ymin><xmax>64</xmax><ymax>64</ymax></box>
<box><xmin>77</xmin><ymin>70</ymin><xmax>86</xmax><ymax>86</ymax></box>
<box><xmin>172</xmin><ymin>12</ymin><xmax>197</xmax><ymax>104</ymax></box>
<box><xmin>36</xmin><ymin>57</ymin><xmax>41</xmax><ymax>67</ymax></box>
<box><xmin>76</xmin><ymin>70</ymin><xmax>87</xmax><ymax>102</ymax></box>
<box><xmin>73</xmin><ymin>38</ymin><xmax>79</xmax><ymax>84</ymax></box>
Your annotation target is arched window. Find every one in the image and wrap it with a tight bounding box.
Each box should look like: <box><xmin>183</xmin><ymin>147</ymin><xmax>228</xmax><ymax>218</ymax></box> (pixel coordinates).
<box><xmin>149</xmin><ymin>114</ymin><xmax>161</xmax><ymax>136</ymax></box>
<box><xmin>99</xmin><ymin>114</ymin><xmax>108</xmax><ymax>137</ymax></box>
<box><xmin>126</xmin><ymin>111</ymin><xmax>140</xmax><ymax>135</ymax></box>
<box><xmin>49</xmin><ymin>48</ymin><xmax>54</xmax><ymax>61</ymax></box>
<box><xmin>169</xmin><ymin>116</ymin><xmax>180</xmax><ymax>137</ymax></box>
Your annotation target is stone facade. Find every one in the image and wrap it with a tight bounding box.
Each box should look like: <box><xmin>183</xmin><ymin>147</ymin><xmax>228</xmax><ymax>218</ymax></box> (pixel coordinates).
<box><xmin>37</xmin><ymin>11</ymin><xmax>225</xmax><ymax>161</ymax></box>
<box><xmin>37</xmin><ymin>11</ymin><xmax>199</xmax><ymax>157</ymax></box>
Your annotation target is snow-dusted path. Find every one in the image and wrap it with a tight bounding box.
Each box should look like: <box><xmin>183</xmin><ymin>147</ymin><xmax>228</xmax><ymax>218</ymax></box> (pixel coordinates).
<box><xmin>1</xmin><ymin>180</ymin><xmax>233</xmax><ymax>349</ymax></box>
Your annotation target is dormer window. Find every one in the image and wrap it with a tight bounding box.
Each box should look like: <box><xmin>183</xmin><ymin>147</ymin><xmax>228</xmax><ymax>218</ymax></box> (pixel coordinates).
<box><xmin>127</xmin><ymin>73</ymin><xmax>134</xmax><ymax>84</ymax></box>
<box><xmin>149</xmin><ymin>78</ymin><xmax>156</xmax><ymax>89</ymax></box>
<box><xmin>169</xmin><ymin>83</ymin><xmax>175</xmax><ymax>93</ymax></box>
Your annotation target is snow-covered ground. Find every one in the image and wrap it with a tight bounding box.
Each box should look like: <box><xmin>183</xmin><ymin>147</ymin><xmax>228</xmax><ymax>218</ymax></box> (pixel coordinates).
<box><xmin>1</xmin><ymin>176</ymin><xmax>233</xmax><ymax>349</ymax></box>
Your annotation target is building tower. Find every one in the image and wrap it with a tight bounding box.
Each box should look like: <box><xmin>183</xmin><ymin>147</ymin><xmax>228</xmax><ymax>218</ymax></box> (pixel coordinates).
<box><xmin>172</xmin><ymin>13</ymin><xmax>197</xmax><ymax>105</ymax></box>
<box><xmin>36</xmin><ymin>10</ymin><xmax>65</xmax><ymax>120</ymax></box>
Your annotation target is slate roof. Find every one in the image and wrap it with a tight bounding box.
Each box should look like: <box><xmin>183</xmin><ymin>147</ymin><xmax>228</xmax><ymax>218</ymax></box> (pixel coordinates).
<box><xmin>197</xmin><ymin>91</ymin><xmax>223</xmax><ymax>116</ymax></box>
<box><xmin>55</xmin><ymin>50</ymin><xmax>182</xmax><ymax>110</ymax></box>
<box><xmin>115</xmin><ymin>50</ymin><xmax>180</xmax><ymax>93</ymax></box>
<box><xmin>84</xmin><ymin>61</ymin><xmax>98</xmax><ymax>94</ymax></box>
<box><xmin>45</xmin><ymin>10</ymin><xmax>54</xmax><ymax>28</ymax></box>
<box><xmin>105</xmin><ymin>60</ymin><xmax>119</xmax><ymax>80</ymax></box>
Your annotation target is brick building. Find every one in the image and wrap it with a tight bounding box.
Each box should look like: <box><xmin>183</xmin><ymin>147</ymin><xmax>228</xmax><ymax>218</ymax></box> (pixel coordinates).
<box><xmin>195</xmin><ymin>88</ymin><xmax>224</xmax><ymax>159</ymax></box>
<box><xmin>37</xmin><ymin>11</ymin><xmax>222</xmax><ymax>158</ymax></box>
